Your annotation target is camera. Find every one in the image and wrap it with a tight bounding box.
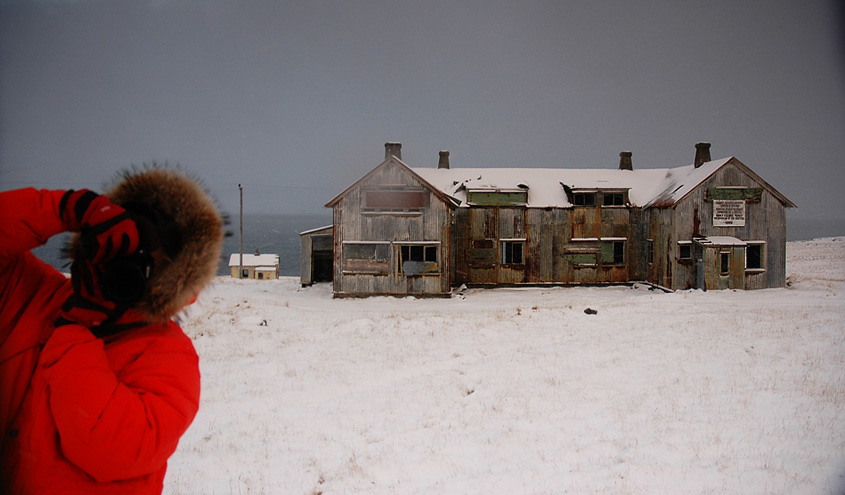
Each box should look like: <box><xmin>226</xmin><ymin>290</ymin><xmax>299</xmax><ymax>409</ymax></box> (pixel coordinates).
<box><xmin>101</xmin><ymin>252</ymin><xmax>155</xmax><ymax>305</ymax></box>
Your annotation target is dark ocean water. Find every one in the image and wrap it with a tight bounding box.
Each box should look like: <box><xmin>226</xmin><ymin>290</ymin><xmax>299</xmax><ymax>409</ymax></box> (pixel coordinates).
<box><xmin>28</xmin><ymin>213</ymin><xmax>844</xmax><ymax>277</ymax></box>
<box><xmin>31</xmin><ymin>213</ymin><xmax>332</xmax><ymax>277</ymax></box>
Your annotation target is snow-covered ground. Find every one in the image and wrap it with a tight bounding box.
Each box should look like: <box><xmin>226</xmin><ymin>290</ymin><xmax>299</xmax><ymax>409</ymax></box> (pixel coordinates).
<box><xmin>165</xmin><ymin>238</ymin><xmax>845</xmax><ymax>495</ymax></box>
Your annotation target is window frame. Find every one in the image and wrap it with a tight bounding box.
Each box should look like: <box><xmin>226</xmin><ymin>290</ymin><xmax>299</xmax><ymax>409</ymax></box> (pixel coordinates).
<box><xmin>600</xmin><ymin>238</ymin><xmax>626</xmax><ymax>266</ymax></box>
<box><xmin>564</xmin><ymin>238</ymin><xmax>599</xmax><ymax>267</ymax></box>
<box><xmin>572</xmin><ymin>192</ymin><xmax>596</xmax><ymax>207</ymax></box>
<box><xmin>466</xmin><ymin>188</ymin><xmax>528</xmax><ymax>206</ymax></box>
<box><xmin>678</xmin><ymin>241</ymin><xmax>693</xmax><ymax>261</ymax></box>
<box><xmin>745</xmin><ymin>241</ymin><xmax>766</xmax><ymax>272</ymax></box>
<box><xmin>396</xmin><ymin>241</ymin><xmax>440</xmax><ymax>276</ymax></box>
<box><xmin>501</xmin><ymin>239</ymin><xmax>526</xmax><ymax>265</ymax></box>
<box><xmin>720</xmin><ymin>251</ymin><xmax>731</xmax><ymax>276</ymax></box>
<box><xmin>361</xmin><ymin>187</ymin><xmax>428</xmax><ymax>215</ymax></box>
<box><xmin>601</xmin><ymin>191</ymin><xmax>627</xmax><ymax>207</ymax></box>
<box><xmin>342</xmin><ymin>241</ymin><xmax>391</xmax><ymax>274</ymax></box>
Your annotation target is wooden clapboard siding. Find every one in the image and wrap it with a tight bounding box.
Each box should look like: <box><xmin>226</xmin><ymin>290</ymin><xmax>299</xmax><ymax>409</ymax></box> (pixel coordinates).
<box><xmin>326</xmin><ymin>149</ymin><xmax>792</xmax><ymax>296</ymax></box>
<box><xmin>330</xmin><ymin>158</ymin><xmax>451</xmax><ymax>297</ymax></box>
<box><xmin>647</xmin><ymin>158</ymin><xmax>790</xmax><ymax>290</ymax></box>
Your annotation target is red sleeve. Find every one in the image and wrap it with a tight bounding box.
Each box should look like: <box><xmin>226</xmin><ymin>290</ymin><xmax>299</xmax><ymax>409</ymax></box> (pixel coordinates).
<box><xmin>0</xmin><ymin>188</ymin><xmax>67</xmax><ymax>259</ymax></box>
<box><xmin>39</xmin><ymin>324</ymin><xmax>201</xmax><ymax>483</ymax></box>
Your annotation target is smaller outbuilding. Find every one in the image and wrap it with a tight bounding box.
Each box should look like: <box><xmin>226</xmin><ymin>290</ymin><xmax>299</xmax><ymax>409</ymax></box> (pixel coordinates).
<box><xmin>300</xmin><ymin>225</ymin><xmax>333</xmax><ymax>286</ymax></box>
<box><xmin>228</xmin><ymin>253</ymin><xmax>280</xmax><ymax>280</ymax></box>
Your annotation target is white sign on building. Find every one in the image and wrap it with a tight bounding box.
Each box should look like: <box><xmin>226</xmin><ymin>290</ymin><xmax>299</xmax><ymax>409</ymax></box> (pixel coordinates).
<box><xmin>713</xmin><ymin>199</ymin><xmax>746</xmax><ymax>227</ymax></box>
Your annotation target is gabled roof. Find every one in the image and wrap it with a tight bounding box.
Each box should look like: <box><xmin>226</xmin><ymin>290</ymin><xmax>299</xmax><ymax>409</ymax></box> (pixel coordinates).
<box><xmin>325</xmin><ymin>155</ymin><xmax>459</xmax><ymax>208</ymax></box>
<box><xmin>411</xmin><ymin>156</ymin><xmax>795</xmax><ymax>208</ymax></box>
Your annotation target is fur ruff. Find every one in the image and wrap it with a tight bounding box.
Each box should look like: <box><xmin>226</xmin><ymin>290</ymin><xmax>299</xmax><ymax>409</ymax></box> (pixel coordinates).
<box><xmin>70</xmin><ymin>166</ymin><xmax>225</xmax><ymax>322</ymax></box>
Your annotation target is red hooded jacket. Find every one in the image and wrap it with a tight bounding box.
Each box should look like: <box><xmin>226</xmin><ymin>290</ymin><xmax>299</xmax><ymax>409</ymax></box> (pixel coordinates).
<box><xmin>0</xmin><ymin>188</ymin><xmax>201</xmax><ymax>494</ymax></box>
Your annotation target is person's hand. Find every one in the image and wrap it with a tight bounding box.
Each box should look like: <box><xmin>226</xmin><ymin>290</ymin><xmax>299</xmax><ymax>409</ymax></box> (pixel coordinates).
<box><xmin>56</xmin><ymin>190</ymin><xmax>147</xmax><ymax>333</ymax></box>
<box><xmin>60</xmin><ymin>189</ymin><xmax>141</xmax><ymax>265</ymax></box>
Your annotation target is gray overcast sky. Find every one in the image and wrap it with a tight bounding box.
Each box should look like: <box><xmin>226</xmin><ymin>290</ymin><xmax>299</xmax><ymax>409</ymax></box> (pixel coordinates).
<box><xmin>1</xmin><ymin>1</ymin><xmax>843</xmax><ymax>225</ymax></box>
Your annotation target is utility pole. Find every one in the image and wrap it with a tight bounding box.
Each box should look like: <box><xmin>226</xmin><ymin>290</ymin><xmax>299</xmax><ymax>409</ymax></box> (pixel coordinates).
<box><xmin>238</xmin><ymin>184</ymin><xmax>243</xmax><ymax>279</ymax></box>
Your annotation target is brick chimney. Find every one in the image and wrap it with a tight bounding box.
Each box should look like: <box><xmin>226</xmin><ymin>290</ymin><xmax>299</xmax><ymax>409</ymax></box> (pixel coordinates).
<box><xmin>385</xmin><ymin>142</ymin><xmax>402</xmax><ymax>160</ymax></box>
<box><xmin>694</xmin><ymin>142</ymin><xmax>711</xmax><ymax>168</ymax></box>
<box><xmin>618</xmin><ymin>151</ymin><xmax>633</xmax><ymax>171</ymax></box>
<box><xmin>438</xmin><ymin>150</ymin><xmax>450</xmax><ymax>169</ymax></box>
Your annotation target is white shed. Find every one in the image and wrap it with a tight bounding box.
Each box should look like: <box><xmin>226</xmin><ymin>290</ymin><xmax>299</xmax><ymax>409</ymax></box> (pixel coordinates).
<box><xmin>228</xmin><ymin>253</ymin><xmax>280</xmax><ymax>280</ymax></box>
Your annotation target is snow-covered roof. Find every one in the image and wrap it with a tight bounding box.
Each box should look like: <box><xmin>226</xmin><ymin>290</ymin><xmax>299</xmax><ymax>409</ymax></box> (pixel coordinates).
<box><xmin>228</xmin><ymin>254</ymin><xmax>280</xmax><ymax>267</ymax></box>
<box><xmin>411</xmin><ymin>158</ymin><xmax>733</xmax><ymax>208</ymax></box>
<box><xmin>300</xmin><ymin>225</ymin><xmax>333</xmax><ymax>236</ymax></box>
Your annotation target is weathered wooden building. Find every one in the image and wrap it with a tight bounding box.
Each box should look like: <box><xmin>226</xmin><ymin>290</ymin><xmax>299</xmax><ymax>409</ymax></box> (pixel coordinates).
<box><xmin>320</xmin><ymin>142</ymin><xmax>794</xmax><ymax>297</ymax></box>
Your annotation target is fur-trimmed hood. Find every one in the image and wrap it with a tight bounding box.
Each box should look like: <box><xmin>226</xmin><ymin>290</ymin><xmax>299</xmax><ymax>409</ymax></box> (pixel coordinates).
<box><xmin>71</xmin><ymin>166</ymin><xmax>225</xmax><ymax>322</ymax></box>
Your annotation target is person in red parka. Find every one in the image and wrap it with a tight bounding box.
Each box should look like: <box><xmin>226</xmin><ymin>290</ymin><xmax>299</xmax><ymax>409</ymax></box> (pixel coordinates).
<box><xmin>0</xmin><ymin>166</ymin><xmax>225</xmax><ymax>494</ymax></box>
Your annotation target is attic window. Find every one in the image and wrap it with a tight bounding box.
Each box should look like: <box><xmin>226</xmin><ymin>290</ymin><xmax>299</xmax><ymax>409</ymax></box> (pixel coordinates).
<box><xmin>602</xmin><ymin>192</ymin><xmax>626</xmax><ymax>207</ymax></box>
<box><xmin>572</xmin><ymin>192</ymin><xmax>596</xmax><ymax>207</ymax></box>
<box><xmin>363</xmin><ymin>189</ymin><xmax>428</xmax><ymax>213</ymax></box>
<box><xmin>467</xmin><ymin>189</ymin><xmax>528</xmax><ymax>206</ymax></box>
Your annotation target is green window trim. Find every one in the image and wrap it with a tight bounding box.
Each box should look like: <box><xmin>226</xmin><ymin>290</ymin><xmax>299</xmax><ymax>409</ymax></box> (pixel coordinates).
<box><xmin>467</xmin><ymin>189</ymin><xmax>528</xmax><ymax>206</ymax></box>
<box><xmin>706</xmin><ymin>187</ymin><xmax>763</xmax><ymax>203</ymax></box>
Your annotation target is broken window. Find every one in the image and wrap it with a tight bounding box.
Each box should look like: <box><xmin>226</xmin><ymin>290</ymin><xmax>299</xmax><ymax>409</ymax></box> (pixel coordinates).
<box><xmin>343</xmin><ymin>243</ymin><xmax>390</xmax><ymax>273</ymax></box>
<box><xmin>501</xmin><ymin>241</ymin><xmax>525</xmax><ymax>264</ymax></box>
<box><xmin>678</xmin><ymin>242</ymin><xmax>692</xmax><ymax>260</ymax></box>
<box><xmin>399</xmin><ymin>244</ymin><xmax>439</xmax><ymax>275</ymax></box>
<box><xmin>720</xmin><ymin>251</ymin><xmax>730</xmax><ymax>276</ymax></box>
<box><xmin>601</xmin><ymin>240</ymin><xmax>625</xmax><ymax>265</ymax></box>
<box><xmin>746</xmin><ymin>243</ymin><xmax>765</xmax><ymax>270</ymax></box>
<box><xmin>572</xmin><ymin>192</ymin><xmax>596</xmax><ymax>207</ymax></box>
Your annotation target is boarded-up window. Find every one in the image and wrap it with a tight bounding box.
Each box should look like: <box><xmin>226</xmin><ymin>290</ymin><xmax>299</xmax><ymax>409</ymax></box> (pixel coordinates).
<box><xmin>467</xmin><ymin>189</ymin><xmax>528</xmax><ymax>206</ymax></box>
<box><xmin>363</xmin><ymin>190</ymin><xmax>428</xmax><ymax>212</ymax></box>
<box><xmin>469</xmin><ymin>240</ymin><xmax>496</xmax><ymax>267</ymax></box>
<box><xmin>344</xmin><ymin>243</ymin><xmax>390</xmax><ymax>273</ymax></box>
<box><xmin>707</xmin><ymin>187</ymin><xmax>763</xmax><ymax>202</ymax></box>
<box><xmin>563</xmin><ymin>252</ymin><xmax>597</xmax><ymax>266</ymax></box>
<box><xmin>564</xmin><ymin>239</ymin><xmax>599</xmax><ymax>266</ymax></box>
<box><xmin>399</xmin><ymin>244</ymin><xmax>438</xmax><ymax>275</ymax></box>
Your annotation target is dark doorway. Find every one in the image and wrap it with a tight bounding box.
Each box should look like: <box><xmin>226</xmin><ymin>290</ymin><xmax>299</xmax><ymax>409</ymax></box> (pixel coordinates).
<box><xmin>313</xmin><ymin>251</ymin><xmax>333</xmax><ymax>283</ymax></box>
